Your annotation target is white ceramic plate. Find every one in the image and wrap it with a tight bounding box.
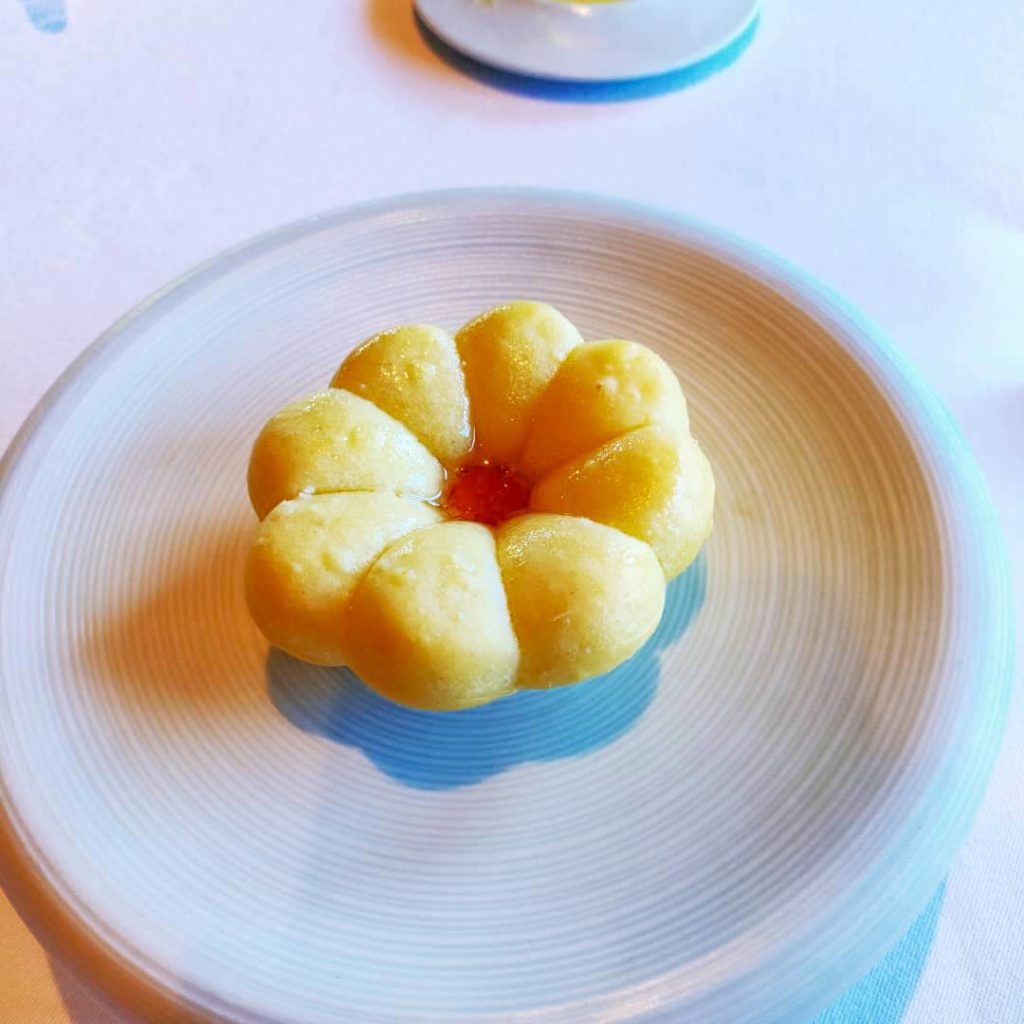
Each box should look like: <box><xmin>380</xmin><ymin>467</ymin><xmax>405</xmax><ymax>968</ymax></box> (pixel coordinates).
<box><xmin>414</xmin><ymin>0</ymin><xmax>760</xmax><ymax>83</ymax></box>
<box><xmin>0</xmin><ymin>191</ymin><xmax>1011</xmax><ymax>1024</ymax></box>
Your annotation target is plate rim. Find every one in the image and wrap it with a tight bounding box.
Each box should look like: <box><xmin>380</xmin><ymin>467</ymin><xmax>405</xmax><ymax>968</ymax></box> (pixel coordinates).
<box><xmin>0</xmin><ymin>188</ymin><xmax>1014</xmax><ymax>1024</ymax></box>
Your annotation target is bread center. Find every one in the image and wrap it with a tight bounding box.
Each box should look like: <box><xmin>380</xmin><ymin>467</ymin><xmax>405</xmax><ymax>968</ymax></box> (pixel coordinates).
<box><xmin>443</xmin><ymin>463</ymin><xmax>530</xmax><ymax>527</ymax></box>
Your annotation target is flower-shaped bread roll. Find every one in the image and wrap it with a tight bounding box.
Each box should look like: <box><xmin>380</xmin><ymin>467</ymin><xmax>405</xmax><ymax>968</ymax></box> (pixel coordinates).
<box><xmin>246</xmin><ymin>302</ymin><xmax>714</xmax><ymax>710</ymax></box>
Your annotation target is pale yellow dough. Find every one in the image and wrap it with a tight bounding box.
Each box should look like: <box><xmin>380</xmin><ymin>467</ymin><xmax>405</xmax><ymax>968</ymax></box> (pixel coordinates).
<box><xmin>247</xmin><ymin>389</ymin><xmax>443</xmax><ymax>520</ymax></box>
<box><xmin>245</xmin><ymin>492</ymin><xmax>442</xmax><ymax>666</ymax></box>
<box><xmin>520</xmin><ymin>339</ymin><xmax>688</xmax><ymax>481</ymax></box>
<box><xmin>330</xmin><ymin>324</ymin><xmax>472</xmax><ymax>465</ymax></box>
<box><xmin>344</xmin><ymin>522</ymin><xmax>520</xmax><ymax>711</ymax></box>
<box><xmin>531</xmin><ymin>425</ymin><xmax>715</xmax><ymax>580</ymax></box>
<box><xmin>246</xmin><ymin>303</ymin><xmax>714</xmax><ymax>710</ymax></box>
<box><xmin>455</xmin><ymin>301</ymin><xmax>582</xmax><ymax>464</ymax></box>
<box><xmin>498</xmin><ymin>514</ymin><xmax>665</xmax><ymax>689</ymax></box>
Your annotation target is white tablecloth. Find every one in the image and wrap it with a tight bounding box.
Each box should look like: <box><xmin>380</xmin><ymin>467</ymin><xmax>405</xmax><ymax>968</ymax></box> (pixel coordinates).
<box><xmin>2</xmin><ymin>1</ymin><xmax>1021</xmax><ymax>1020</ymax></box>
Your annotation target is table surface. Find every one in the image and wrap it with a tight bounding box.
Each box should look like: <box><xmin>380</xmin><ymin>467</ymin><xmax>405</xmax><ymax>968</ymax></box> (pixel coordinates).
<box><xmin>1</xmin><ymin>2</ymin><xmax>1022</xmax><ymax>1021</ymax></box>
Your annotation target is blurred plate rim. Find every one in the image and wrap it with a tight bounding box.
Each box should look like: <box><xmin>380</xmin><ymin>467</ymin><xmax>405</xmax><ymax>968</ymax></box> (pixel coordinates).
<box><xmin>412</xmin><ymin>0</ymin><xmax>762</xmax><ymax>83</ymax></box>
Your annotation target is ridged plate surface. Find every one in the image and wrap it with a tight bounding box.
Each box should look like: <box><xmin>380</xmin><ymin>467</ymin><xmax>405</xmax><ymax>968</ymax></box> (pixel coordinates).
<box><xmin>0</xmin><ymin>191</ymin><xmax>1012</xmax><ymax>1024</ymax></box>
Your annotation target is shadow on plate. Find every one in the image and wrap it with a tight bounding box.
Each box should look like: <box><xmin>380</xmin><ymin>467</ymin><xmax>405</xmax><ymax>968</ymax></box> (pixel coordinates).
<box><xmin>18</xmin><ymin>0</ymin><xmax>67</xmax><ymax>34</ymax></box>
<box><xmin>48</xmin><ymin>954</ymin><xmax>124</xmax><ymax>1023</ymax></box>
<box><xmin>268</xmin><ymin>555</ymin><xmax>706</xmax><ymax>790</ymax></box>
<box><xmin>812</xmin><ymin>884</ymin><xmax>946</xmax><ymax>1024</ymax></box>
